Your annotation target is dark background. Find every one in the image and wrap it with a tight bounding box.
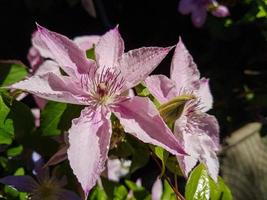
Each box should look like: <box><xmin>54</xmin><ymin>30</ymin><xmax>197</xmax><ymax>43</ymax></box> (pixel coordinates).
<box><xmin>1</xmin><ymin>0</ymin><xmax>267</xmax><ymax>138</ymax></box>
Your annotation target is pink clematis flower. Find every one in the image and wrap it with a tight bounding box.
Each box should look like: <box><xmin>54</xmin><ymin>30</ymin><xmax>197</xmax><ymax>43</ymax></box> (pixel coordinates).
<box><xmin>27</xmin><ymin>32</ymin><xmax>100</xmax><ymax>109</ymax></box>
<box><xmin>178</xmin><ymin>0</ymin><xmax>229</xmax><ymax>27</ymax></box>
<box><xmin>9</xmin><ymin>25</ymin><xmax>186</xmax><ymax>197</ymax></box>
<box><xmin>144</xmin><ymin>38</ymin><xmax>220</xmax><ymax>181</ymax></box>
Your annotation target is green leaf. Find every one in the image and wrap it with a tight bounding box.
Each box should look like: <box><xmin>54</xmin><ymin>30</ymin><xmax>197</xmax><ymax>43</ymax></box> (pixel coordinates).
<box><xmin>41</xmin><ymin>102</ymin><xmax>67</xmax><ymax>136</ymax></box>
<box><xmin>41</xmin><ymin>102</ymin><xmax>84</xmax><ymax>136</ymax></box>
<box><xmin>86</xmin><ymin>46</ymin><xmax>96</xmax><ymax>60</ymax></box>
<box><xmin>0</xmin><ymin>61</ymin><xmax>28</xmax><ymax>86</ymax></box>
<box><xmin>113</xmin><ymin>185</ymin><xmax>128</xmax><ymax>200</ymax></box>
<box><xmin>125</xmin><ymin>180</ymin><xmax>151</xmax><ymax>200</ymax></box>
<box><xmin>0</xmin><ymin>94</ymin><xmax>35</xmax><ymax>144</ymax></box>
<box><xmin>210</xmin><ymin>176</ymin><xmax>232</xmax><ymax>200</ymax></box>
<box><xmin>128</xmin><ymin>136</ymin><xmax>150</xmax><ymax>173</ymax></box>
<box><xmin>185</xmin><ymin>163</ymin><xmax>210</xmax><ymax>200</ymax></box>
<box><xmin>165</xmin><ymin>156</ymin><xmax>183</xmax><ymax>176</ymax></box>
<box><xmin>7</xmin><ymin>145</ymin><xmax>23</xmax><ymax>157</ymax></box>
<box><xmin>152</xmin><ymin>146</ymin><xmax>169</xmax><ymax>177</ymax></box>
<box><xmin>161</xmin><ymin>180</ymin><xmax>177</xmax><ymax>200</ymax></box>
<box><xmin>0</xmin><ymin>95</ymin><xmax>13</xmax><ymax>145</ymax></box>
<box><xmin>89</xmin><ymin>186</ymin><xmax>108</xmax><ymax>200</ymax></box>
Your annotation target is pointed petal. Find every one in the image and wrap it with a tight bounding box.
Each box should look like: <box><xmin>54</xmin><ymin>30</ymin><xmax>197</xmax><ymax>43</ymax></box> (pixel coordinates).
<box><xmin>9</xmin><ymin>73</ymin><xmax>87</xmax><ymax>105</ymax></box>
<box><xmin>144</xmin><ymin>75</ymin><xmax>178</xmax><ymax>104</ymax></box>
<box><xmin>176</xmin><ymin>154</ymin><xmax>198</xmax><ymax>178</ymax></box>
<box><xmin>33</xmin><ymin>24</ymin><xmax>95</xmax><ymax>77</ymax></box>
<box><xmin>58</xmin><ymin>189</ymin><xmax>81</xmax><ymax>200</ymax></box>
<box><xmin>45</xmin><ymin>145</ymin><xmax>68</xmax><ymax>167</ymax></box>
<box><xmin>112</xmin><ymin>96</ymin><xmax>186</xmax><ymax>155</ymax></box>
<box><xmin>27</xmin><ymin>46</ymin><xmax>43</xmax><ymax>71</ymax></box>
<box><xmin>73</xmin><ymin>35</ymin><xmax>100</xmax><ymax>51</ymax></box>
<box><xmin>95</xmin><ymin>27</ymin><xmax>124</xmax><ymax>68</ymax></box>
<box><xmin>34</xmin><ymin>60</ymin><xmax>60</xmax><ymax>76</ymax></box>
<box><xmin>174</xmin><ymin>112</ymin><xmax>220</xmax><ymax>179</ymax></box>
<box><xmin>0</xmin><ymin>176</ymin><xmax>38</xmax><ymax>192</ymax></box>
<box><xmin>170</xmin><ymin>38</ymin><xmax>200</xmax><ymax>89</ymax></box>
<box><xmin>151</xmin><ymin>178</ymin><xmax>163</xmax><ymax>200</ymax></box>
<box><xmin>118</xmin><ymin>47</ymin><xmax>173</xmax><ymax>89</ymax></box>
<box><xmin>200</xmin><ymin>142</ymin><xmax>219</xmax><ymax>181</ymax></box>
<box><xmin>193</xmin><ymin>78</ymin><xmax>213</xmax><ymax>112</ymax></box>
<box><xmin>68</xmin><ymin>108</ymin><xmax>112</xmax><ymax>197</ymax></box>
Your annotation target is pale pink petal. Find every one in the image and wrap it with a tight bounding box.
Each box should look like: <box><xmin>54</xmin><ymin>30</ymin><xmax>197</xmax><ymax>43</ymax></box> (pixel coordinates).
<box><xmin>177</xmin><ymin>154</ymin><xmax>198</xmax><ymax>178</ymax></box>
<box><xmin>67</xmin><ymin>108</ymin><xmax>112</xmax><ymax>197</ymax></box>
<box><xmin>144</xmin><ymin>75</ymin><xmax>178</xmax><ymax>104</ymax></box>
<box><xmin>152</xmin><ymin>178</ymin><xmax>163</xmax><ymax>200</ymax></box>
<box><xmin>199</xmin><ymin>139</ymin><xmax>219</xmax><ymax>181</ymax></box>
<box><xmin>45</xmin><ymin>145</ymin><xmax>68</xmax><ymax>167</ymax></box>
<box><xmin>73</xmin><ymin>35</ymin><xmax>100</xmax><ymax>51</ymax></box>
<box><xmin>107</xmin><ymin>159</ymin><xmax>131</xmax><ymax>182</ymax></box>
<box><xmin>174</xmin><ymin>112</ymin><xmax>219</xmax><ymax>180</ymax></box>
<box><xmin>31</xmin><ymin>108</ymin><xmax>40</xmax><ymax>127</ymax></box>
<box><xmin>9</xmin><ymin>73</ymin><xmax>87</xmax><ymax>105</ymax></box>
<box><xmin>95</xmin><ymin>27</ymin><xmax>124</xmax><ymax>68</ymax></box>
<box><xmin>112</xmin><ymin>96</ymin><xmax>186</xmax><ymax>155</ymax></box>
<box><xmin>33</xmin><ymin>96</ymin><xmax>47</xmax><ymax>109</ymax></box>
<box><xmin>170</xmin><ymin>38</ymin><xmax>200</xmax><ymax>89</ymax></box>
<box><xmin>27</xmin><ymin>46</ymin><xmax>43</xmax><ymax>71</ymax></box>
<box><xmin>34</xmin><ymin>24</ymin><xmax>95</xmax><ymax>77</ymax></box>
<box><xmin>118</xmin><ymin>47</ymin><xmax>173</xmax><ymax>89</ymax></box>
<box><xmin>34</xmin><ymin>60</ymin><xmax>60</xmax><ymax>76</ymax></box>
<box><xmin>193</xmin><ymin>78</ymin><xmax>213</xmax><ymax>112</ymax></box>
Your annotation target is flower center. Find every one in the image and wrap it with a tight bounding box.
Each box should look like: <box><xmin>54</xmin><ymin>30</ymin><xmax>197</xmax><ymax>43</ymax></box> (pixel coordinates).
<box><xmin>80</xmin><ymin>67</ymin><xmax>126</xmax><ymax>106</ymax></box>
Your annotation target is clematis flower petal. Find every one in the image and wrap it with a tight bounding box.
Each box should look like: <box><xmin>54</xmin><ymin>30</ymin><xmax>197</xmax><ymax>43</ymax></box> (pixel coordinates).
<box><xmin>170</xmin><ymin>39</ymin><xmax>200</xmax><ymax>89</ymax></box>
<box><xmin>9</xmin><ymin>73</ymin><xmax>87</xmax><ymax>105</ymax></box>
<box><xmin>58</xmin><ymin>189</ymin><xmax>81</xmax><ymax>200</ymax></box>
<box><xmin>177</xmin><ymin>154</ymin><xmax>198</xmax><ymax>178</ymax></box>
<box><xmin>73</xmin><ymin>35</ymin><xmax>100</xmax><ymax>52</ymax></box>
<box><xmin>0</xmin><ymin>176</ymin><xmax>39</xmax><ymax>193</ymax></box>
<box><xmin>34</xmin><ymin>24</ymin><xmax>95</xmax><ymax>77</ymax></box>
<box><xmin>174</xmin><ymin>111</ymin><xmax>219</xmax><ymax>180</ymax></box>
<box><xmin>193</xmin><ymin>78</ymin><xmax>213</xmax><ymax>112</ymax></box>
<box><xmin>34</xmin><ymin>60</ymin><xmax>60</xmax><ymax>76</ymax></box>
<box><xmin>95</xmin><ymin>26</ymin><xmax>124</xmax><ymax>68</ymax></box>
<box><xmin>118</xmin><ymin>47</ymin><xmax>173</xmax><ymax>89</ymax></box>
<box><xmin>67</xmin><ymin>108</ymin><xmax>112</xmax><ymax>197</ymax></box>
<box><xmin>144</xmin><ymin>75</ymin><xmax>178</xmax><ymax>104</ymax></box>
<box><xmin>112</xmin><ymin>96</ymin><xmax>186</xmax><ymax>155</ymax></box>
<box><xmin>151</xmin><ymin>178</ymin><xmax>163</xmax><ymax>200</ymax></box>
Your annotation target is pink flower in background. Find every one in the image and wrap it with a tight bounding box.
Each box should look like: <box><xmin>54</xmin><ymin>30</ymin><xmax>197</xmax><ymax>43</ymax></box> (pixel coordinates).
<box><xmin>178</xmin><ymin>0</ymin><xmax>229</xmax><ymax>27</ymax></box>
<box><xmin>9</xmin><ymin>24</ymin><xmax>186</xmax><ymax>198</ymax></box>
<box><xmin>145</xmin><ymin>38</ymin><xmax>220</xmax><ymax>181</ymax></box>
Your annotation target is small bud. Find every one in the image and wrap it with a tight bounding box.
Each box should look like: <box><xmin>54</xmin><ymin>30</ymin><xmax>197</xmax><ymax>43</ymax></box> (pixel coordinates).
<box><xmin>159</xmin><ymin>95</ymin><xmax>195</xmax><ymax>127</ymax></box>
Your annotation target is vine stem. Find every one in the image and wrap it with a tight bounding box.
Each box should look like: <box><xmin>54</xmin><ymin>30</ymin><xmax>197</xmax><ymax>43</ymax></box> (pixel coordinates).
<box><xmin>150</xmin><ymin>151</ymin><xmax>185</xmax><ymax>200</ymax></box>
